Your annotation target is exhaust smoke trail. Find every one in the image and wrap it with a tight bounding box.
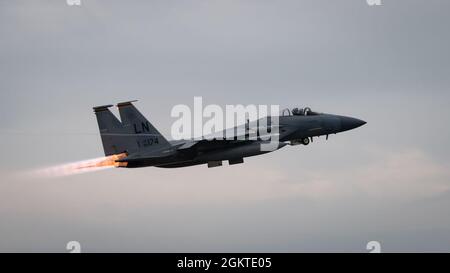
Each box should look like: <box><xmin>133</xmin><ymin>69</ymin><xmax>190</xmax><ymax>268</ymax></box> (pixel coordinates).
<box><xmin>33</xmin><ymin>153</ymin><xmax>128</xmax><ymax>177</ymax></box>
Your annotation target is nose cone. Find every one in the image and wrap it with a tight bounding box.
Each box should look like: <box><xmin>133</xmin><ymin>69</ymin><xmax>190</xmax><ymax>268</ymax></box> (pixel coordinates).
<box><xmin>339</xmin><ymin>116</ymin><xmax>366</xmax><ymax>132</ymax></box>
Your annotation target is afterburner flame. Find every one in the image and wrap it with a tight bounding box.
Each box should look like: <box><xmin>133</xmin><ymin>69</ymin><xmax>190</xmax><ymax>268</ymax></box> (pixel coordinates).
<box><xmin>75</xmin><ymin>153</ymin><xmax>128</xmax><ymax>169</ymax></box>
<box><xmin>34</xmin><ymin>153</ymin><xmax>128</xmax><ymax>177</ymax></box>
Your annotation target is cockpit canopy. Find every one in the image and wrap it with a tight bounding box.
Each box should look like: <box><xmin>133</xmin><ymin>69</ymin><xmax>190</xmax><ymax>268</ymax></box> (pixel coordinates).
<box><xmin>281</xmin><ymin>107</ymin><xmax>320</xmax><ymax>116</ymax></box>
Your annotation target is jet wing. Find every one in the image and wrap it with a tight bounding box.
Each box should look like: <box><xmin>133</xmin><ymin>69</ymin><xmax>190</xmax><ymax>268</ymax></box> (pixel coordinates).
<box><xmin>175</xmin><ymin>122</ymin><xmax>284</xmax><ymax>153</ymax></box>
<box><xmin>176</xmin><ymin>138</ymin><xmax>250</xmax><ymax>152</ymax></box>
<box><xmin>198</xmin><ymin>121</ymin><xmax>283</xmax><ymax>142</ymax></box>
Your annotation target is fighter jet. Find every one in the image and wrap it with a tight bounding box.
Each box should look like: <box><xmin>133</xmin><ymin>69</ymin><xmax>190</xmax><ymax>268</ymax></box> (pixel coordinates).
<box><xmin>93</xmin><ymin>101</ymin><xmax>366</xmax><ymax>168</ymax></box>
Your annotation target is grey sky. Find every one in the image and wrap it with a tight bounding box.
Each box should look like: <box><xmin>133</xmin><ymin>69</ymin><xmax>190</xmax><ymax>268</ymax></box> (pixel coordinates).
<box><xmin>0</xmin><ymin>0</ymin><xmax>449</xmax><ymax>252</ymax></box>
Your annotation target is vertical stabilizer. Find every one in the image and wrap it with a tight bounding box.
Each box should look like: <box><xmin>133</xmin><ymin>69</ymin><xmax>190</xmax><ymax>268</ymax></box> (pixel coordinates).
<box><xmin>93</xmin><ymin>105</ymin><xmax>138</xmax><ymax>156</ymax></box>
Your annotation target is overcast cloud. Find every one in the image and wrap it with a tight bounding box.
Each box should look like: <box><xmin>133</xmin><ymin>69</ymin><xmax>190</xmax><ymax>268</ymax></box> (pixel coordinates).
<box><xmin>0</xmin><ymin>0</ymin><xmax>449</xmax><ymax>252</ymax></box>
